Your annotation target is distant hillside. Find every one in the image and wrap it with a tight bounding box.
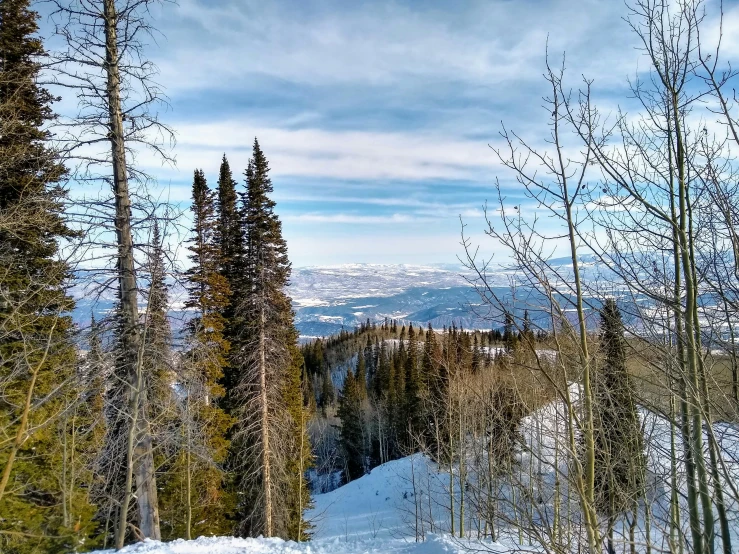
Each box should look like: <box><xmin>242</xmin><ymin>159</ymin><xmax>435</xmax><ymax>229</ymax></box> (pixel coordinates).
<box><xmin>70</xmin><ymin>261</ymin><xmax>619</xmax><ymax>338</ymax></box>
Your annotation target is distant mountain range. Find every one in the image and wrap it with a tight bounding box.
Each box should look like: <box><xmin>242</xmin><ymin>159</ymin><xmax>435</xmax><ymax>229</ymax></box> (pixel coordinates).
<box><xmin>290</xmin><ymin>264</ymin><xmax>493</xmax><ymax>336</ymax></box>
<box><xmin>70</xmin><ymin>260</ymin><xmax>621</xmax><ymax>339</ymax></box>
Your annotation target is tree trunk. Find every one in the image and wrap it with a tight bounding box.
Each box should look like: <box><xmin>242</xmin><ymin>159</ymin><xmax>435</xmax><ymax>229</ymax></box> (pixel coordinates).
<box><xmin>103</xmin><ymin>0</ymin><xmax>160</xmax><ymax>544</ymax></box>
<box><xmin>260</xmin><ymin>303</ymin><xmax>273</xmax><ymax>537</ymax></box>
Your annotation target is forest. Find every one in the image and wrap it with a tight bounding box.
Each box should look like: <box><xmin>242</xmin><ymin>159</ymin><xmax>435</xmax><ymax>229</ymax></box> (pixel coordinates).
<box><xmin>1</xmin><ymin>1</ymin><xmax>739</xmax><ymax>554</ymax></box>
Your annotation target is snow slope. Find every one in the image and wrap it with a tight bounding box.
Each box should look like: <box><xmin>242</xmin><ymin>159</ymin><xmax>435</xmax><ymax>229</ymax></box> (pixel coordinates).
<box><xmin>90</xmin><ymin>534</ymin><xmax>473</xmax><ymax>554</ymax></box>
<box><xmin>86</xmin><ymin>388</ymin><xmax>739</xmax><ymax>554</ymax></box>
<box><xmin>92</xmin><ymin>456</ymin><xmax>504</xmax><ymax>553</ymax></box>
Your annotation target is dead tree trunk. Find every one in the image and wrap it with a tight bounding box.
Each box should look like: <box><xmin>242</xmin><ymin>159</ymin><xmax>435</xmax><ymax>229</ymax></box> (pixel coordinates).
<box><xmin>103</xmin><ymin>0</ymin><xmax>160</xmax><ymax>545</ymax></box>
<box><xmin>260</xmin><ymin>301</ymin><xmax>273</xmax><ymax>537</ymax></box>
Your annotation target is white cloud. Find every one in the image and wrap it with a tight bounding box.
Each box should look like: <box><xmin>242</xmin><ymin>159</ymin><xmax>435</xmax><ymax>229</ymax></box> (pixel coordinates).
<box><xmin>155</xmin><ymin>0</ymin><xmax>639</xmax><ymax>93</ymax></box>
<box><xmin>286</xmin><ymin>213</ymin><xmax>427</xmax><ymax>224</ymax></box>
<box><xmin>133</xmin><ymin>122</ymin><xmax>502</xmax><ymax>182</ymax></box>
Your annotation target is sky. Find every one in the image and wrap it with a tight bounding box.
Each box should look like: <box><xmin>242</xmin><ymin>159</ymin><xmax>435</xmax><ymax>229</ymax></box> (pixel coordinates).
<box><xmin>39</xmin><ymin>0</ymin><xmax>739</xmax><ymax>267</ymax></box>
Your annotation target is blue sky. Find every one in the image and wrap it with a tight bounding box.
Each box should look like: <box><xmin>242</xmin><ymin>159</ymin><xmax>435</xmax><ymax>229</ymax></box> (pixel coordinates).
<box><xmin>43</xmin><ymin>0</ymin><xmax>739</xmax><ymax>267</ymax></box>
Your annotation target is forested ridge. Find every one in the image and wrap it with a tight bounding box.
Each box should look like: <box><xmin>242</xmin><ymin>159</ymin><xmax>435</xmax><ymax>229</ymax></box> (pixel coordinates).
<box><xmin>2</xmin><ymin>1</ymin><xmax>739</xmax><ymax>554</ymax></box>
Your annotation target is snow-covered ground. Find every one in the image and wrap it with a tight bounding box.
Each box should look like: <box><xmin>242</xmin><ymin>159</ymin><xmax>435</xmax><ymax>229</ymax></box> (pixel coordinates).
<box><xmin>88</xmin><ymin>387</ymin><xmax>739</xmax><ymax>554</ymax></box>
<box><xmin>89</xmin><ymin>534</ymin><xmax>477</xmax><ymax>554</ymax></box>
<box><xmin>87</xmin><ymin>455</ymin><xmax>512</xmax><ymax>554</ymax></box>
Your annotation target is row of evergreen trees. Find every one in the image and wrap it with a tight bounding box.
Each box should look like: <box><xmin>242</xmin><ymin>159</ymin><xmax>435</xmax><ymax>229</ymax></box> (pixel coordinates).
<box><xmin>0</xmin><ymin>1</ymin><xmax>310</xmax><ymax>549</ymax></box>
<box><xmin>93</xmin><ymin>147</ymin><xmax>312</xmax><ymax>546</ymax></box>
<box><xmin>307</xmin><ymin>302</ymin><xmax>644</xmax><ymax>549</ymax></box>
<box><xmin>307</xmin><ymin>322</ymin><xmax>530</xmax><ymax>481</ymax></box>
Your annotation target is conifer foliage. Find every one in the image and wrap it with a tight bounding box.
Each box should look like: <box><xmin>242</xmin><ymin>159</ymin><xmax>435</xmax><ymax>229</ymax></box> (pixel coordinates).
<box><xmin>337</xmin><ymin>368</ymin><xmax>365</xmax><ymax>482</ymax></box>
<box><xmin>158</xmin><ymin>170</ymin><xmax>234</xmax><ymax>539</ymax></box>
<box><xmin>229</xmin><ymin>139</ymin><xmax>311</xmax><ymax>539</ymax></box>
<box><xmin>0</xmin><ymin>1</ymin><xmax>97</xmax><ymax>550</ymax></box>
<box><xmin>591</xmin><ymin>299</ymin><xmax>645</xmax><ymax>547</ymax></box>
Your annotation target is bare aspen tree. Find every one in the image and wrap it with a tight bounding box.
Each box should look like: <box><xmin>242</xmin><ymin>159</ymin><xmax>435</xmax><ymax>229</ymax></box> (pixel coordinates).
<box><xmin>459</xmin><ymin>2</ymin><xmax>739</xmax><ymax>554</ymax></box>
<box><xmin>460</xmin><ymin>53</ymin><xmax>604</xmax><ymax>552</ymax></box>
<box><xmin>563</xmin><ymin>3</ymin><xmax>737</xmax><ymax>553</ymax></box>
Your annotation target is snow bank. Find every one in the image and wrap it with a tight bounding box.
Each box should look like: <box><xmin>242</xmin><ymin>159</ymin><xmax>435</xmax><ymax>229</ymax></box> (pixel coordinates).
<box><xmin>89</xmin><ymin>533</ymin><xmax>478</xmax><ymax>553</ymax></box>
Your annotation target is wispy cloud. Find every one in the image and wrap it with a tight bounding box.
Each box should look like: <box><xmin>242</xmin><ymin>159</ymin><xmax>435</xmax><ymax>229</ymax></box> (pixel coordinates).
<box><xmin>45</xmin><ymin>0</ymin><xmax>720</xmax><ymax>266</ymax></box>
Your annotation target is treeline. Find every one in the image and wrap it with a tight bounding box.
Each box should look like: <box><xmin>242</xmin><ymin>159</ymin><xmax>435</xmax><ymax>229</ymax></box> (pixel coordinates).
<box><xmin>0</xmin><ymin>2</ymin><xmax>309</xmax><ymax>551</ymax></box>
<box><xmin>304</xmin><ymin>304</ymin><xmax>645</xmax><ymax>550</ymax></box>
<box><xmin>302</xmin><ymin>315</ymin><xmax>547</xmax><ymax>484</ymax></box>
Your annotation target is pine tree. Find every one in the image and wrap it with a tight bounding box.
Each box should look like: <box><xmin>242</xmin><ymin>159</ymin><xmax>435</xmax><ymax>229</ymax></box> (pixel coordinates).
<box><xmin>337</xmin><ymin>369</ymin><xmax>364</xmax><ymax>482</ymax></box>
<box><xmin>144</xmin><ymin>221</ymin><xmax>174</xmax><ymax>419</ymax></box>
<box><xmin>403</xmin><ymin>324</ymin><xmax>423</xmax><ymax>449</ymax></box>
<box><xmin>216</xmin><ymin>154</ymin><xmax>243</xmax><ymax>293</ymax></box>
<box><xmin>229</xmin><ymin>139</ymin><xmax>311</xmax><ymax>539</ymax></box>
<box><xmin>363</xmin><ymin>336</ymin><xmax>375</xmax><ymax>385</ymax></box>
<box><xmin>216</xmin><ymin>155</ymin><xmax>244</xmax><ymax>402</ymax></box>
<box><xmin>282</xmin><ymin>342</ymin><xmax>313</xmax><ymax>541</ymax></box>
<box><xmin>471</xmin><ymin>335</ymin><xmax>481</xmax><ymax>373</ymax></box>
<box><xmin>520</xmin><ymin>309</ymin><xmax>534</xmax><ymax>345</ymax></box>
<box><xmin>0</xmin><ymin>1</ymin><xmax>97</xmax><ymax>550</ymax></box>
<box><xmin>374</xmin><ymin>340</ymin><xmax>391</xmax><ymax>399</ymax></box>
<box><xmin>320</xmin><ymin>367</ymin><xmax>335</xmax><ymax>414</ymax></box>
<box><xmin>590</xmin><ymin>299</ymin><xmax>645</xmax><ymax>553</ymax></box>
<box><xmin>503</xmin><ymin>312</ymin><xmax>518</xmax><ymax>352</ymax></box>
<box><xmin>158</xmin><ymin>169</ymin><xmax>235</xmax><ymax>539</ymax></box>
<box><xmin>355</xmin><ymin>349</ymin><xmax>367</xmax><ymax>401</ymax></box>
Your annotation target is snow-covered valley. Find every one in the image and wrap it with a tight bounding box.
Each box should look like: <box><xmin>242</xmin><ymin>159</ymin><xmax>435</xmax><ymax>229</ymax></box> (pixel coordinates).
<box><xmin>71</xmin><ymin>261</ymin><xmax>613</xmax><ymax>339</ymax></box>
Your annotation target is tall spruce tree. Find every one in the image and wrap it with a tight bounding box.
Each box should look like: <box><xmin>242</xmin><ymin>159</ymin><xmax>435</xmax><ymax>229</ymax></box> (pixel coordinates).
<box><xmin>591</xmin><ymin>299</ymin><xmax>645</xmax><ymax>554</ymax></box>
<box><xmin>337</xmin><ymin>369</ymin><xmax>364</xmax><ymax>482</ymax></box>
<box><xmin>144</xmin><ymin>221</ymin><xmax>174</xmax><ymax>419</ymax></box>
<box><xmin>0</xmin><ymin>1</ymin><xmax>97</xmax><ymax>550</ymax></box>
<box><xmin>229</xmin><ymin>139</ymin><xmax>311</xmax><ymax>539</ymax></box>
<box><xmin>403</xmin><ymin>325</ymin><xmax>422</xmax><ymax>449</ymax></box>
<box><xmin>216</xmin><ymin>155</ymin><xmax>244</xmax><ymax>404</ymax></box>
<box><xmin>216</xmin><ymin>154</ymin><xmax>242</xmax><ymax>289</ymax></box>
<box><xmin>159</xmin><ymin>170</ymin><xmax>235</xmax><ymax>539</ymax></box>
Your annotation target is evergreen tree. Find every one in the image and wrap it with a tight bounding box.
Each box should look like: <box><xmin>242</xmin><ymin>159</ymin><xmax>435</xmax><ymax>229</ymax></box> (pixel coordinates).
<box><xmin>363</xmin><ymin>336</ymin><xmax>375</xmax><ymax>385</ymax></box>
<box><xmin>144</xmin><ymin>221</ymin><xmax>174</xmax><ymax>414</ymax></box>
<box><xmin>355</xmin><ymin>349</ymin><xmax>367</xmax><ymax>401</ymax></box>
<box><xmin>229</xmin><ymin>139</ymin><xmax>311</xmax><ymax>539</ymax></box>
<box><xmin>374</xmin><ymin>340</ymin><xmax>391</xmax><ymax>399</ymax></box>
<box><xmin>216</xmin><ymin>154</ymin><xmax>243</xmax><ymax>293</ymax></box>
<box><xmin>320</xmin><ymin>368</ymin><xmax>335</xmax><ymax>413</ymax></box>
<box><xmin>337</xmin><ymin>369</ymin><xmax>364</xmax><ymax>482</ymax></box>
<box><xmin>471</xmin><ymin>335</ymin><xmax>481</xmax><ymax>373</ymax></box>
<box><xmin>503</xmin><ymin>312</ymin><xmax>518</xmax><ymax>352</ymax></box>
<box><xmin>422</xmin><ymin>324</ymin><xmax>443</xmax><ymax>452</ymax></box>
<box><xmin>282</xmin><ymin>342</ymin><xmax>313</xmax><ymax>541</ymax></box>
<box><xmin>422</xmin><ymin>324</ymin><xmax>438</xmax><ymax>387</ymax></box>
<box><xmin>158</xmin><ymin>169</ymin><xmax>235</xmax><ymax>539</ymax></box>
<box><xmin>0</xmin><ymin>1</ymin><xmax>97</xmax><ymax>549</ymax></box>
<box><xmin>590</xmin><ymin>299</ymin><xmax>645</xmax><ymax>553</ymax></box>
<box><xmin>520</xmin><ymin>309</ymin><xmax>535</xmax><ymax>345</ymax></box>
<box><xmin>216</xmin><ymin>155</ymin><xmax>243</xmax><ymax>400</ymax></box>
<box><xmin>403</xmin><ymin>325</ymin><xmax>423</xmax><ymax>448</ymax></box>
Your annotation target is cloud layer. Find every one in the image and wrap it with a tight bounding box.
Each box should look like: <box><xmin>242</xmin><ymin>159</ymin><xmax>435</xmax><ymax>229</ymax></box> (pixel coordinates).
<box><xmin>44</xmin><ymin>0</ymin><xmax>739</xmax><ymax>266</ymax></box>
